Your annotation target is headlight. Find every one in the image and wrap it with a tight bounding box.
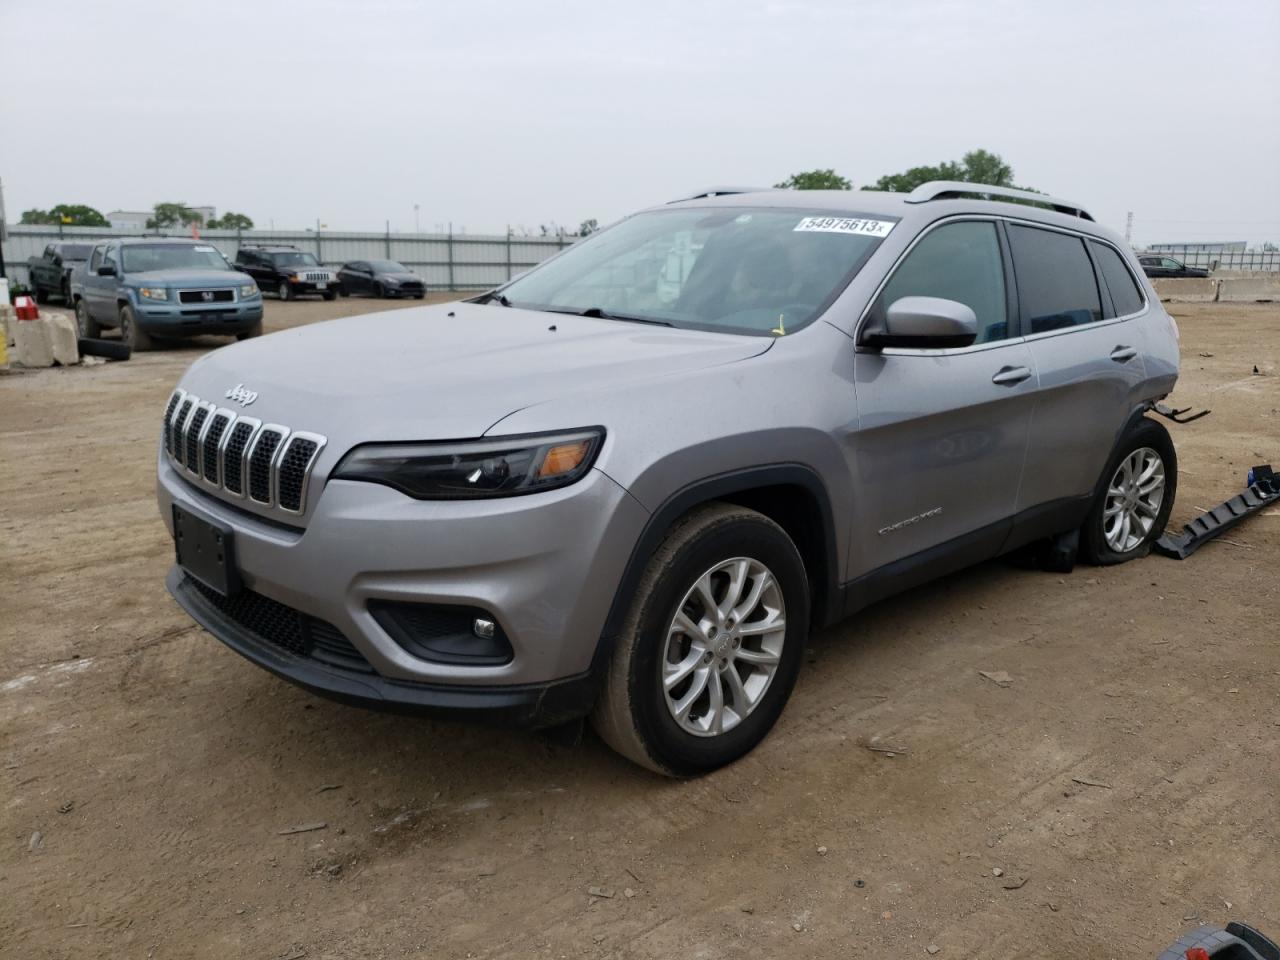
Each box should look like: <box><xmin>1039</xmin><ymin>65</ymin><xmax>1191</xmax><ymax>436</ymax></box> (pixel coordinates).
<box><xmin>138</xmin><ymin>287</ymin><xmax>168</xmax><ymax>300</ymax></box>
<box><xmin>332</xmin><ymin>428</ymin><xmax>604</xmax><ymax>499</ymax></box>
<box><xmin>240</xmin><ymin>283</ymin><xmax>259</xmax><ymax>298</ymax></box>
<box><xmin>291</xmin><ymin>272</ymin><xmax>303</xmax><ymax>282</ymax></box>
<box><xmin>382</xmin><ymin>277</ymin><xmax>400</xmax><ymax>286</ymax></box>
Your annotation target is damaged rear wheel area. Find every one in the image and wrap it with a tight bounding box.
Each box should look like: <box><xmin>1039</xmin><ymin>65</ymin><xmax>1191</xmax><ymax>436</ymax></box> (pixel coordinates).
<box><xmin>1081</xmin><ymin>417</ymin><xmax>1178</xmax><ymax>565</ymax></box>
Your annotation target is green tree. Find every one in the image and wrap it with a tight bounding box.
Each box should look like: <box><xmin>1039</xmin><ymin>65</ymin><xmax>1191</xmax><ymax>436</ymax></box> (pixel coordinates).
<box><xmin>48</xmin><ymin>204</ymin><xmax>109</xmax><ymax>226</ymax></box>
<box><xmin>146</xmin><ymin>202</ymin><xmax>203</xmax><ymax>230</ymax></box>
<box><xmin>207</xmin><ymin>211</ymin><xmax>254</xmax><ymax>230</ymax></box>
<box><xmin>863</xmin><ymin>149</ymin><xmax>1025</xmax><ymax>194</ymax></box>
<box><xmin>774</xmin><ymin>169</ymin><xmax>853</xmax><ymax>190</ymax></box>
<box><xmin>577</xmin><ymin>218</ymin><xmax>599</xmax><ymax>236</ymax></box>
<box><xmin>20</xmin><ymin>204</ymin><xmax>109</xmax><ymax>226</ymax></box>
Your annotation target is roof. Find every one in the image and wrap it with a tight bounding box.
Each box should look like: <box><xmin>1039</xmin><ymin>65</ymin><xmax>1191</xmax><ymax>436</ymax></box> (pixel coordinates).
<box><xmin>660</xmin><ymin>181</ymin><xmax>1108</xmax><ymax>237</ymax></box>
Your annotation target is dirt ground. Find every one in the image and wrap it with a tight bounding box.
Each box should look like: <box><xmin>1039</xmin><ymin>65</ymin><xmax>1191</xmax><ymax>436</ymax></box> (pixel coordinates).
<box><xmin>2</xmin><ymin>297</ymin><xmax>1277</xmax><ymax>959</ymax></box>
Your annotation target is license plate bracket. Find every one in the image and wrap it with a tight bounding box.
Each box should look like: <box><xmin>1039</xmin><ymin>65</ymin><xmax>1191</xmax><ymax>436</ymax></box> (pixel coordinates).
<box><xmin>173</xmin><ymin>504</ymin><xmax>240</xmax><ymax>597</ymax></box>
<box><xmin>316</xmin><ymin>282</ymin><xmax>327</xmax><ymax>290</ymax></box>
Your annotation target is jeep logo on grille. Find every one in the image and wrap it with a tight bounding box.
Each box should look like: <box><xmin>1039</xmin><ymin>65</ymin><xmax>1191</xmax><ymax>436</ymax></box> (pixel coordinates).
<box><xmin>201</xmin><ymin>291</ymin><xmax>214</xmax><ymax>302</ymax></box>
<box><xmin>225</xmin><ymin>383</ymin><xmax>259</xmax><ymax>407</ymax></box>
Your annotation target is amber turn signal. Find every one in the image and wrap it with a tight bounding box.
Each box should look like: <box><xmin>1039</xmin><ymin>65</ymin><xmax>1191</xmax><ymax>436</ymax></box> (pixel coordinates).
<box><xmin>537</xmin><ymin>440</ymin><xmax>591</xmax><ymax>478</ymax></box>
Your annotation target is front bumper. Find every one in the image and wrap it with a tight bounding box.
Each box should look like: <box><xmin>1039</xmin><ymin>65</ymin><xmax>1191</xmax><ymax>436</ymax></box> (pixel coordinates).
<box><xmin>167</xmin><ymin>566</ymin><xmax>604</xmax><ymax>725</ymax></box>
<box><xmin>157</xmin><ymin>457</ymin><xmax>648</xmax><ymax>710</ymax></box>
<box><xmin>136</xmin><ymin>298</ymin><xmax>263</xmax><ymax>334</ymax></box>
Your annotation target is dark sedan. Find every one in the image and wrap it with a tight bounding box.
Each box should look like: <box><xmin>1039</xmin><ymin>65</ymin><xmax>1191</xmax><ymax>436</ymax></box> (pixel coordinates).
<box><xmin>1137</xmin><ymin>255</ymin><xmax>1209</xmax><ymax>279</ymax></box>
<box><xmin>337</xmin><ymin>260</ymin><xmax>426</xmax><ymax>298</ymax></box>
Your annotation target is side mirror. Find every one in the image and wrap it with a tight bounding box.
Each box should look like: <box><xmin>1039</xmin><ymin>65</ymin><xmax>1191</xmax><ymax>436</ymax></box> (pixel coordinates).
<box><xmin>862</xmin><ymin>296</ymin><xmax>978</xmax><ymax>349</ymax></box>
<box><xmin>97</xmin><ymin>265</ymin><xmax>117</xmax><ymax>277</ymax></box>
<box><xmin>52</xmin><ymin>256</ymin><xmax>63</xmax><ymax>267</ymax></box>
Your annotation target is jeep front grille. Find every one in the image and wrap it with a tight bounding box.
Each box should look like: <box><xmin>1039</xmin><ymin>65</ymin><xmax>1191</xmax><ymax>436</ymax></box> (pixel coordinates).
<box><xmin>162</xmin><ymin>389</ymin><xmax>326</xmax><ymax>516</ymax></box>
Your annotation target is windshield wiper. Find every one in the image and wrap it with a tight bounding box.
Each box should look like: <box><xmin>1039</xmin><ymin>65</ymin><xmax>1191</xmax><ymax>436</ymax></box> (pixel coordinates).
<box><xmin>547</xmin><ymin>306</ymin><xmax>674</xmax><ymax>327</ymax></box>
<box><xmin>484</xmin><ymin>290</ymin><xmax>512</xmax><ymax>307</ymax></box>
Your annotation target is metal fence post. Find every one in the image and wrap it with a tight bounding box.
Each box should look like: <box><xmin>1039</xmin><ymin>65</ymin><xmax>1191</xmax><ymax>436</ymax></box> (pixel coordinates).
<box><xmin>506</xmin><ymin>225</ymin><xmax>512</xmax><ymax>280</ymax></box>
<box><xmin>385</xmin><ymin>220</ymin><xmax>391</xmax><ymax>259</ymax></box>
<box><xmin>447</xmin><ymin>222</ymin><xmax>455</xmax><ymax>291</ymax></box>
<box><xmin>315</xmin><ymin>218</ymin><xmax>322</xmax><ymax>263</ymax></box>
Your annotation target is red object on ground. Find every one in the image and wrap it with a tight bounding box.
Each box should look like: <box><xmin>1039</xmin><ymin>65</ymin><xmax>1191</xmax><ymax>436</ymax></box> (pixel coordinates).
<box><xmin>1186</xmin><ymin>949</ymin><xmax>1211</xmax><ymax>960</ymax></box>
<box><xmin>13</xmin><ymin>295</ymin><xmax>39</xmax><ymax>320</ymax></box>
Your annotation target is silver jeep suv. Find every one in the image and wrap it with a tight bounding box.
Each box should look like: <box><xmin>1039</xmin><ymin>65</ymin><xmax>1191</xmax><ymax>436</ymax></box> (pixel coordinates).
<box><xmin>158</xmin><ymin>182</ymin><xmax>1180</xmax><ymax>775</ymax></box>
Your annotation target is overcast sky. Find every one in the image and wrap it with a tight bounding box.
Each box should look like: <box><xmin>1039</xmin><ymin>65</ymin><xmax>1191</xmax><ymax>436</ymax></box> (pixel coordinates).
<box><xmin>2</xmin><ymin>0</ymin><xmax>1277</xmax><ymax>245</ymax></box>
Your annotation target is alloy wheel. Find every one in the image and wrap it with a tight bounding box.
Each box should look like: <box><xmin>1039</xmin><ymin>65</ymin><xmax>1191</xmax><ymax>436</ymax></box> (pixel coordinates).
<box><xmin>661</xmin><ymin>557</ymin><xmax>786</xmax><ymax>737</ymax></box>
<box><xmin>1103</xmin><ymin>446</ymin><xmax>1166</xmax><ymax>553</ymax></box>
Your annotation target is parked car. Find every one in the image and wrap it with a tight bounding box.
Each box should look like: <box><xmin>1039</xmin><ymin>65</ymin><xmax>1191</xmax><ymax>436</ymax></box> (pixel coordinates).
<box><xmin>157</xmin><ymin>182</ymin><xmax>1180</xmax><ymax>775</ymax></box>
<box><xmin>234</xmin><ymin>245</ymin><xmax>338</xmax><ymax>301</ymax></box>
<box><xmin>27</xmin><ymin>242</ymin><xmax>94</xmax><ymax>304</ymax></box>
<box><xmin>1137</xmin><ymin>254</ymin><xmax>1209</xmax><ymax>279</ymax></box>
<box><xmin>70</xmin><ymin>238</ymin><xmax>262</xmax><ymax>350</ymax></box>
<box><xmin>337</xmin><ymin>260</ymin><xmax>426</xmax><ymax>299</ymax></box>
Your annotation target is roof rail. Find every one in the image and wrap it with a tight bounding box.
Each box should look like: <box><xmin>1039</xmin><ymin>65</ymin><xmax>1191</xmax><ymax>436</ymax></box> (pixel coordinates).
<box><xmin>669</xmin><ymin>186</ymin><xmax>773</xmax><ymax>204</ymax></box>
<box><xmin>237</xmin><ymin>242</ymin><xmax>299</xmax><ymax>249</ymax></box>
<box><xmin>903</xmin><ymin>181</ymin><xmax>1094</xmax><ymax>221</ymax></box>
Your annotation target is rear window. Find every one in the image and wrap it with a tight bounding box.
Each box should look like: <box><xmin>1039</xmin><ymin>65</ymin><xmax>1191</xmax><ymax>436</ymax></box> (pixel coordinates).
<box><xmin>1007</xmin><ymin>225</ymin><xmax>1102</xmax><ymax>333</ymax></box>
<box><xmin>1090</xmin><ymin>242</ymin><xmax>1146</xmax><ymax>317</ymax></box>
<box><xmin>60</xmin><ymin>244</ymin><xmax>93</xmax><ymax>261</ymax></box>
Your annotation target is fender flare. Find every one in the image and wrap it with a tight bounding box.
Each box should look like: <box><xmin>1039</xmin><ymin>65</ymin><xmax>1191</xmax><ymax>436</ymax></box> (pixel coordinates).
<box><xmin>598</xmin><ymin>463</ymin><xmax>842</xmax><ymax>646</ymax></box>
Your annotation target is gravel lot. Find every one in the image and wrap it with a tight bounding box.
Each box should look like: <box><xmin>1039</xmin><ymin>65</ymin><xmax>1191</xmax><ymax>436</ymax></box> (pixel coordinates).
<box><xmin>2</xmin><ymin>297</ymin><xmax>1277</xmax><ymax>959</ymax></box>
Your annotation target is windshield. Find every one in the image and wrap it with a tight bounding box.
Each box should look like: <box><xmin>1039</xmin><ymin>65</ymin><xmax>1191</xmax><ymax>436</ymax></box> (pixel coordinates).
<box><xmin>121</xmin><ymin>244</ymin><xmax>232</xmax><ymax>273</ymax></box>
<box><xmin>498</xmin><ymin>207</ymin><xmax>893</xmax><ymax>334</ymax></box>
<box><xmin>271</xmin><ymin>252</ymin><xmax>320</xmax><ymax>267</ymax></box>
<box><xmin>60</xmin><ymin>244</ymin><xmax>93</xmax><ymax>261</ymax></box>
<box><xmin>369</xmin><ymin>260</ymin><xmax>409</xmax><ymax>272</ymax></box>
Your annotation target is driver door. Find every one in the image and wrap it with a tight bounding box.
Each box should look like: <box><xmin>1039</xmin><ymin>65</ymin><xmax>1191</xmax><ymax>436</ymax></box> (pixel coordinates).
<box><xmin>847</xmin><ymin>219</ymin><xmax>1037</xmax><ymax>584</ymax></box>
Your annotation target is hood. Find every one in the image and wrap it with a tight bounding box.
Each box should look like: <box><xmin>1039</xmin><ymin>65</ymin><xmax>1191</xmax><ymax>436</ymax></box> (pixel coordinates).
<box><xmin>378</xmin><ymin>272</ymin><xmax>422</xmax><ymax>284</ymax></box>
<box><xmin>127</xmin><ymin>268</ymin><xmax>252</xmax><ymax>286</ymax></box>
<box><xmin>178</xmin><ymin>302</ymin><xmax>771</xmax><ymax>449</ymax></box>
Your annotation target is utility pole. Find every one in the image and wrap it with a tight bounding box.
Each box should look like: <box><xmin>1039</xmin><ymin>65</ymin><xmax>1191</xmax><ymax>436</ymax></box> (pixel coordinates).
<box><xmin>414</xmin><ymin>204</ymin><xmax>420</xmax><ymax>234</ymax></box>
<box><xmin>1124</xmin><ymin>211</ymin><xmax>1134</xmax><ymax>246</ymax></box>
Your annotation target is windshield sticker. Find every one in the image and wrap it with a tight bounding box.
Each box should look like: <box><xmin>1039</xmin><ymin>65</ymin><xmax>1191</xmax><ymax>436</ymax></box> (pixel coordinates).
<box><xmin>794</xmin><ymin>216</ymin><xmax>895</xmax><ymax>238</ymax></box>
<box><xmin>194</xmin><ymin>245</ymin><xmax>216</xmax><ymax>252</ymax></box>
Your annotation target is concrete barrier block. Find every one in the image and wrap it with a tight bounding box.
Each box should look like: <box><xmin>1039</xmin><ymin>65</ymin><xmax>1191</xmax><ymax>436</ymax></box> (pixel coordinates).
<box><xmin>1217</xmin><ymin>277</ymin><xmax>1280</xmax><ymax>302</ymax></box>
<box><xmin>47</xmin><ymin>314</ymin><xmax>81</xmax><ymax>365</ymax></box>
<box><xmin>12</xmin><ymin>318</ymin><xmax>54</xmax><ymax>368</ymax></box>
<box><xmin>1151</xmin><ymin>278</ymin><xmax>1219</xmax><ymax>302</ymax></box>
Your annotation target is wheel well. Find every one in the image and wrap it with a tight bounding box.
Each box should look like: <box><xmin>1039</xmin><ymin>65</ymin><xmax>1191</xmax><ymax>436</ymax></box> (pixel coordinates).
<box><xmin>600</xmin><ymin>468</ymin><xmax>841</xmax><ymax>643</ymax></box>
<box><xmin>716</xmin><ymin>484</ymin><xmax>831</xmax><ymax>626</ymax></box>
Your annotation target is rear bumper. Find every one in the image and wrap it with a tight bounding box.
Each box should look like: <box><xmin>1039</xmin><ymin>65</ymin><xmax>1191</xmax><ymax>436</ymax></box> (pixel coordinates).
<box><xmin>167</xmin><ymin>565</ymin><xmax>602</xmax><ymax>725</ymax></box>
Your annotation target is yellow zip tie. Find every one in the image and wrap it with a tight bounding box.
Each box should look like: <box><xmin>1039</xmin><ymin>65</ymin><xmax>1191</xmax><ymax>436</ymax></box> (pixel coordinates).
<box><xmin>772</xmin><ymin>313</ymin><xmax>786</xmax><ymax>336</ymax></box>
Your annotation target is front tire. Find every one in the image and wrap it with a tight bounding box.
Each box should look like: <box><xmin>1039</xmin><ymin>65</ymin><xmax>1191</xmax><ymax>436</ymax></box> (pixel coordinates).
<box><xmin>236</xmin><ymin>321</ymin><xmax>263</xmax><ymax>341</ymax></box>
<box><xmin>33</xmin><ymin>284</ymin><xmax>48</xmax><ymax>304</ymax></box>
<box><xmin>75</xmin><ymin>298</ymin><xmax>101</xmax><ymax>338</ymax></box>
<box><xmin>592</xmin><ymin>503</ymin><xmax>809</xmax><ymax>777</ymax></box>
<box><xmin>1081</xmin><ymin>417</ymin><xmax>1177</xmax><ymax>564</ymax></box>
<box><xmin>374</xmin><ymin>282</ymin><xmax>385</xmax><ymax>298</ymax></box>
<box><xmin>323</xmin><ymin>289</ymin><xmax>337</xmax><ymax>301</ymax></box>
<box><xmin>277</xmin><ymin>281</ymin><xmax>292</xmax><ymax>301</ymax></box>
<box><xmin>118</xmin><ymin>303</ymin><xmax>153</xmax><ymax>352</ymax></box>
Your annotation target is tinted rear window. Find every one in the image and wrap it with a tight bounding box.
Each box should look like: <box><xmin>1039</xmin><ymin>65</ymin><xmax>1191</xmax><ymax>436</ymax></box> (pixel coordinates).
<box><xmin>1007</xmin><ymin>225</ymin><xmax>1101</xmax><ymax>333</ymax></box>
<box><xmin>1090</xmin><ymin>242</ymin><xmax>1145</xmax><ymax>317</ymax></box>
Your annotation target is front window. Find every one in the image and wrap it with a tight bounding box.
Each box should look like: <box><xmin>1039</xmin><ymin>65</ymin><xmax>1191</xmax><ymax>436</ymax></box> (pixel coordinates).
<box><xmin>270</xmin><ymin>252</ymin><xmax>320</xmax><ymax>268</ymax></box>
<box><xmin>369</xmin><ymin>260</ymin><xmax>408</xmax><ymax>272</ymax></box>
<box><xmin>498</xmin><ymin>207</ymin><xmax>893</xmax><ymax>335</ymax></box>
<box><xmin>60</xmin><ymin>244</ymin><xmax>93</xmax><ymax>261</ymax></box>
<box><xmin>121</xmin><ymin>243</ymin><xmax>230</xmax><ymax>273</ymax></box>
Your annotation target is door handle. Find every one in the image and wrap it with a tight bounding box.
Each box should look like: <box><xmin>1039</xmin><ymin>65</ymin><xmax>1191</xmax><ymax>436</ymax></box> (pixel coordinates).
<box><xmin>991</xmin><ymin>365</ymin><xmax>1032</xmax><ymax>386</ymax></box>
<box><xmin>1110</xmin><ymin>345</ymin><xmax>1138</xmax><ymax>363</ymax></box>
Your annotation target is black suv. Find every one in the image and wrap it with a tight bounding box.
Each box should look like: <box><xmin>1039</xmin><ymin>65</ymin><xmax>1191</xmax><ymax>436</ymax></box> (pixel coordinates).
<box><xmin>234</xmin><ymin>245</ymin><xmax>339</xmax><ymax>301</ymax></box>
<box><xmin>1137</xmin><ymin>254</ymin><xmax>1209</xmax><ymax>279</ymax></box>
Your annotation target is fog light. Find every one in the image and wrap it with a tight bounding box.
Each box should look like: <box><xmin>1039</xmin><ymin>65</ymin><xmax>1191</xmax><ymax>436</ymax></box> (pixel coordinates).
<box><xmin>473</xmin><ymin>617</ymin><xmax>496</xmax><ymax>639</ymax></box>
